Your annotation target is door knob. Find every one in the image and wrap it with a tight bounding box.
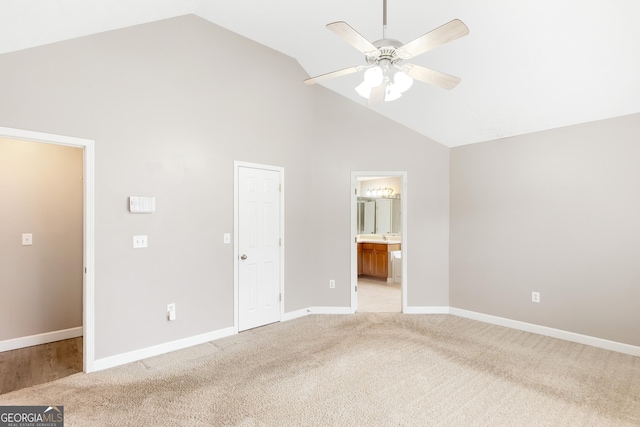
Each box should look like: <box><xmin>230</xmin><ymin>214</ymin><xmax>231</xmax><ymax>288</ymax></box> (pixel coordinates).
<box><xmin>240</xmin><ymin>254</ymin><xmax>248</xmax><ymax>260</ymax></box>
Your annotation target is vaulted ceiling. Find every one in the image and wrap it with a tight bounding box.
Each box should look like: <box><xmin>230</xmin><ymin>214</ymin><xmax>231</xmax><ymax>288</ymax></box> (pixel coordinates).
<box><xmin>2</xmin><ymin>0</ymin><xmax>639</xmax><ymax>147</ymax></box>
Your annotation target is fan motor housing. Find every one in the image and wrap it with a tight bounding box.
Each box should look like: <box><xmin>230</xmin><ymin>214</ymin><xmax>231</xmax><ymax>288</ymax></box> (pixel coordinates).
<box><xmin>366</xmin><ymin>38</ymin><xmax>404</xmax><ymax>65</ymax></box>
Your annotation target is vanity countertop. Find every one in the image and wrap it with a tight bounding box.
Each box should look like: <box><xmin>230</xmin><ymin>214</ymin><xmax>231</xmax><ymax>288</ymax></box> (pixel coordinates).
<box><xmin>357</xmin><ymin>239</ymin><xmax>401</xmax><ymax>244</ymax></box>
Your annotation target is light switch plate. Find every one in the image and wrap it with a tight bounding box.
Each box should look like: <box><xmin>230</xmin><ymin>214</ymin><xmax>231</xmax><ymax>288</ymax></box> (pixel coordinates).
<box><xmin>133</xmin><ymin>235</ymin><xmax>148</xmax><ymax>248</ymax></box>
<box><xmin>224</xmin><ymin>233</ymin><xmax>231</xmax><ymax>244</ymax></box>
<box><xmin>129</xmin><ymin>196</ymin><xmax>155</xmax><ymax>213</ymax></box>
<box><xmin>22</xmin><ymin>233</ymin><xmax>33</xmax><ymax>246</ymax></box>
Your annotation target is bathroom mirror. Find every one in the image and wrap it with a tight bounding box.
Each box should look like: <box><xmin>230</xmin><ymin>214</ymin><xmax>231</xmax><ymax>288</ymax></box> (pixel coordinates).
<box><xmin>357</xmin><ymin>197</ymin><xmax>401</xmax><ymax>235</ymax></box>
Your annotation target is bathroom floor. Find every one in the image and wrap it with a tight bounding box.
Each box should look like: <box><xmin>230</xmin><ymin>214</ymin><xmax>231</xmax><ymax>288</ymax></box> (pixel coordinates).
<box><xmin>357</xmin><ymin>277</ymin><xmax>401</xmax><ymax>312</ymax></box>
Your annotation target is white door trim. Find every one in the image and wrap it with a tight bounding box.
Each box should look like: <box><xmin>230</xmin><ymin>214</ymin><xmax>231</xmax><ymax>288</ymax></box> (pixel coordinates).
<box><xmin>234</xmin><ymin>161</ymin><xmax>285</xmax><ymax>333</ymax></box>
<box><xmin>351</xmin><ymin>171</ymin><xmax>408</xmax><ymax>313</ymax></box>
<box><xmin>0</xmin><ymin>126</ymin><xmax>95</xmax><ymax>373</ymax></box>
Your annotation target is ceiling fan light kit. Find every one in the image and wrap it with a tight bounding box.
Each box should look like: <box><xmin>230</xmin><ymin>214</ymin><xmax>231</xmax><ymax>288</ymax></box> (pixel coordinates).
<box><xmin>304</xmin><ymin>1</ymin><xmax>469</xmax><ymax>107</ymax></box>
<box><xmin>356</xmin><ymin>64</ymin><xmax>414</xmax><ymax>101</ymax></box>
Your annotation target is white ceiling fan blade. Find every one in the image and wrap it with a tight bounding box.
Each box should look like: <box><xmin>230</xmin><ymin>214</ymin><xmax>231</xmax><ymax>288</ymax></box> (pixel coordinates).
<box><xmin>304</xmin><ymin>66</ymin><xmax>364</xmax><ymax>85</ymax></box>
<box><xmin>368</xmin><ymin>84</ymin><xmax>386</xmax><ymax>106</ymax></box>
<box><xmin>404</xmin><ymin>64</ymin><xmax>461</xmax><ymax>90</ymax></box>
<box><xmin>326</xmin><ymin>21</ymin><xmax>380</xmax><ymax>57</ymax></box>
<box><xmin>396</xmin><ymin>19</ymin><xmax>469</xmax><ymax>60</ymax></box>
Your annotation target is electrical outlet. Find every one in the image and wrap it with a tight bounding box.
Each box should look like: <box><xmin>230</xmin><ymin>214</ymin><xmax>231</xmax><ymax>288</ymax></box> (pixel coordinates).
<box><xmin>329</xmin><ymin>279</ymin><xmax>335</xmax><ymax>289</ymax></box>
<box><xmin>532</xmin><ymin>291</ymin><xmax>540</xmax><ymax>303</ymax></box>
<box><xmin>167</xmin><ymin>303</ymin><xmax>176</xmax><ymax>321</ymax></box>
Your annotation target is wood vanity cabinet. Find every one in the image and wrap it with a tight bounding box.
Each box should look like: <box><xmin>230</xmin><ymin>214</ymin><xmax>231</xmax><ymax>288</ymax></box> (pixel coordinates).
<box><xmin>358</xmin><ymin>242</ymin><xmax>401</xmax><ymax>279</ymax></box>
<box><xmin>360</xmin><ymin>243</ymin><xmax>374</xmax><ymax>275</ymax></box>
<box><xmin>374</xmin><ymin>246</ymin><xmax>388</xmax><ymax>277</ymax></box>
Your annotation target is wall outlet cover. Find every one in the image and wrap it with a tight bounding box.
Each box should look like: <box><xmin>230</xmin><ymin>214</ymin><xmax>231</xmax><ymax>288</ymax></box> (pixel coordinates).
<box><xmin>22</xmin><ymin>233</ymin><xmax>33</xmax><ymax>246</ymax></box>
<box><xmin>167</xmin><ymin>303</ymin><xmax>176</xmax><ymax>321</ymax></box>
<box><xmin>532</xmin><ymin>291</ymin><xmax>541</xmax><ymax>303</ymax></box>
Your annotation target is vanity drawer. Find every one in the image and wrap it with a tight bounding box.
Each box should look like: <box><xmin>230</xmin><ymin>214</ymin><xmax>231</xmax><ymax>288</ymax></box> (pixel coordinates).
<box><xmin>372</xmin><ymin>243</ymin><xmax>401</xmax><ymax>252</ymax></box>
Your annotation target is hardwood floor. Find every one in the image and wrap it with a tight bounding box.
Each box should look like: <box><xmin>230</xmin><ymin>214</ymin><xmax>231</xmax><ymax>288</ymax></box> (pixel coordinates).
<box><xmin>0</xmin><ymin>337</ymin><xmax>83</xmax><ymax>394</ymax></box>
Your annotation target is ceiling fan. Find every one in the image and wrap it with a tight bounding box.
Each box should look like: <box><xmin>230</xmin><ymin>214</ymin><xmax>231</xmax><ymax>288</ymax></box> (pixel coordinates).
<box><xmin>304</xmin><ymin>0</ymin><xmax>469</xmax><ymax>106</ymax></box>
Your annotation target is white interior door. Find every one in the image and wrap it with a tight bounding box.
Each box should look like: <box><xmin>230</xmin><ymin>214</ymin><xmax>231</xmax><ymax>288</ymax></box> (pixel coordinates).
<box><xmin>238</xmin><ymin>166</ymin><xmax>281</xmax><ymax>331</ymax></box>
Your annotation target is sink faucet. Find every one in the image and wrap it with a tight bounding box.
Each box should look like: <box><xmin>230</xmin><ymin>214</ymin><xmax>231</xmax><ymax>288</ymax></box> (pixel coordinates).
<box><xmin>383</xmin><ymin>235</ymin><xmax>388</xmax><ymax>241</ymax></box>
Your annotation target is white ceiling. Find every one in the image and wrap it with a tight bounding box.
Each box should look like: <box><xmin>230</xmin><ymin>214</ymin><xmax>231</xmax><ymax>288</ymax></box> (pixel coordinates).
<box><xmin>2</xmin><ymin>0</ymin><xmax>639</xmax><ymax>147</ymax></box>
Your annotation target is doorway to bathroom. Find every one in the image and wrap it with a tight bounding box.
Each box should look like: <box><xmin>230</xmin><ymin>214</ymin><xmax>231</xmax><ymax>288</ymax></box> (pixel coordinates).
<box><xmin>351</xmin><ymin>171</ymin><xmax>407</xmax><ymax>313</ymax></box>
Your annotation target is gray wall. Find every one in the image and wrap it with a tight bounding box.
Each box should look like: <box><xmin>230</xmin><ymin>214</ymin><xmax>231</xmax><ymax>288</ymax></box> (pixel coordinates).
<box><xmin>450</xmin><ymin>113</ymin><xmax>640</xmax><ymax>347</ymax></box>
<box><xmin>308</xmin><ymin>96</ymin><xmax>450</xmax><ymax>307</ymax></box>
<box><xmin>0</xmin><ymin>137</ymin><xmax>83</xmax><ymax>340</ymax></box>
<box><xmin>0</xmin><ymin>15</ymin><xmax>450</xmax><ymax>359</ymax></box>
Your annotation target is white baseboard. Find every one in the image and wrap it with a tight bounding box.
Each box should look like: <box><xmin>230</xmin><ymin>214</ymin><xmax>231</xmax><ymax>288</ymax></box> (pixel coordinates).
<box><xmin>87</xmin><ymin>306</ymin><xmax>640</xmax><ymax>373</ymax></box>
<box><xmin>92</xmin><ymin>326</ymin><xmax>235</xmax><ymax>372</ymax></box>
<box><xmin>93</xmin><ymin>310</ymin><xmax>314</xmax><ymax>373</ymax></box>
<box><xmin>307</xmin><ymin>306</ymin><xmax>352</xmax><ymax>314</ymax></box>
<box><xmin>404</xmin><ymin>306</ymin><xmax>450</xmax><ymax>314</ymax></box>
<box><xmin>450</xmin><ymin>308</ymin><xmax>640</xmax><ymax>358</ymax></box>
<box><xmin>0</xmin><ymin>327</ymin><xmax>83</xmax><ymax>352</ymax></box>
<box><xmin>91</xmin><ymin>309</ymin><xmax>323</xmax><ymax>372</ymax></box>
<box><xmin>282</xmin><ymin>308</ymin><xmax>311</xmax><ymax>322</ymax></box>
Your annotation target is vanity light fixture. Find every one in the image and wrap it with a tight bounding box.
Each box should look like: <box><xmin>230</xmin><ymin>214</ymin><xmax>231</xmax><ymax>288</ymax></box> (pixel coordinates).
<box><xmin>365</xmin><ymin>187</ymin><xmax>394</xmax><ymax>198</ymax></box>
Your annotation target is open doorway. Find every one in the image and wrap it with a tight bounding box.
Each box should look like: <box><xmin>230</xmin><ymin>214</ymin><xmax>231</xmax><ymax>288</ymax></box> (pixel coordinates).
<box><xmin>0</xmin><ymin>127</ymin><xmax>95</xmax><ymax>381</ymax></box>
<box><xmin>351</xmin><ymin>172</ymin><xmax>407</xmax><ymax>313</ymax></box>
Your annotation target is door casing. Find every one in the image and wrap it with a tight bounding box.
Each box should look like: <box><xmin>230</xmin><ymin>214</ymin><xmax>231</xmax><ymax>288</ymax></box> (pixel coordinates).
<box><xmin>0</xmin><ymin>126</ymin><xmax>95</xmax><ymax>372</ymax></box>
<box><xmin>351</xmin><ymin>171</ymin><xmax>408</xmax><ymax>313</ymax></box>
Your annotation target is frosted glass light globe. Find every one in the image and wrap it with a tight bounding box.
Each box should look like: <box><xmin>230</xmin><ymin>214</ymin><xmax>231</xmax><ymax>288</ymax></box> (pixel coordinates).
<box><xmin>385</xmin><ymin>87</ymin><xmax>402</xmax><ymax>101</ymax></box>
<box><xmin>393</xmin><ymin>71</ymin><xmax>413</xmax><ymax>93</ymax></box>
<box><xmin>363</xmin><ymin>66</ymin><xmax>384</xmax><ymax>87</ymax></box>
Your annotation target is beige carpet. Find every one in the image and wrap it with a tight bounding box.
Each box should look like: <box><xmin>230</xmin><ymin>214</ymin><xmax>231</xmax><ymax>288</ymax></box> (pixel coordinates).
<box><xmin>1</xmin><ymin>314</ymin><xmax>639</xmax><ymax>426</ymax></box>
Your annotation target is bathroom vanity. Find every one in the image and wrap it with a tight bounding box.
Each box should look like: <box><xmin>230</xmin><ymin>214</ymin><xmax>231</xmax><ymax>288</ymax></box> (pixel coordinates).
<box><xmin>357</xmin><ymin>241</ymin><xmax>401</xmax><ymax>279</ymax></box>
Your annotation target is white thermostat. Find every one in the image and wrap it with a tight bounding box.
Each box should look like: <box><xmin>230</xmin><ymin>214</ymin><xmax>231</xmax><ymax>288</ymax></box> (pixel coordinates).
<box><xmin>129</xmin><ymin>196</ymin><xmax>156</xmax><ymax>213</ymax></box>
